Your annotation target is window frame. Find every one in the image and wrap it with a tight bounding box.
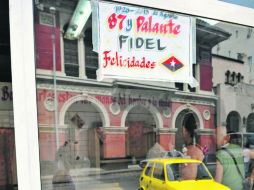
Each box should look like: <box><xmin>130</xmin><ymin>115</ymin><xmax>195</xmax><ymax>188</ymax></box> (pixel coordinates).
<box><xmin>9</xmin><ymin>1</ymin><xmax>254</xmax><ymax>190</ymax></box>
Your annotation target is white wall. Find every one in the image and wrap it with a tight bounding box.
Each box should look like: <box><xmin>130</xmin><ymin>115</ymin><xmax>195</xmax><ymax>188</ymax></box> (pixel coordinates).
<box><xmin>212</xmin><ymin>22</ymin><xmax>254</xmax><ymax>83</ymax></box>
<box><xmin>212</xmin><ymin>56</ymin><xmax>246</xmax><ymax>86</ymax></box>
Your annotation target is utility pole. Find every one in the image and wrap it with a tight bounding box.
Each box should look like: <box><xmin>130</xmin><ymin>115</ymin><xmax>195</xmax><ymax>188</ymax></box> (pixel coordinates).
<box><xmin>50</xmin><ymin>6</ymin><xmax>59</xmax><ymax>150</ymax></box>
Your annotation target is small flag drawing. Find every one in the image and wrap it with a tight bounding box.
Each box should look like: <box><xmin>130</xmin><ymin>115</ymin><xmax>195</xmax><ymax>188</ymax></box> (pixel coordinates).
<box><xmin>162</xmin><ymin>56</ymin><xmax>184</xmax><ymax>72</ymax></box>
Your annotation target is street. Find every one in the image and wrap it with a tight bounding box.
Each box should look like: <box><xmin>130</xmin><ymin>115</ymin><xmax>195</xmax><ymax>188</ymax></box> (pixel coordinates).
<box><xmin>41</xmin><ymin>162</ymin><xmax>217</xmax><ymax>190</ymax></box>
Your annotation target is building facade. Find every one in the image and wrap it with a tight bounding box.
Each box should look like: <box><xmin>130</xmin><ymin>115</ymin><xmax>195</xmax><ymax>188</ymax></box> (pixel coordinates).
<box><xmin>33</xmin><ymin>1</ymin><xmax>234</xmax><ymax>175</ymax></box>
<box><xmin>212</xmin><ymin>23</ymin><xmax>254</xmax><ymax>133</ymax></box>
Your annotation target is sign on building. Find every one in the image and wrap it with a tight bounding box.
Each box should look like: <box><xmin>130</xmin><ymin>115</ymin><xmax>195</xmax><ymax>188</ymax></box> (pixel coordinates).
<box><xmin>93</xmin><ymin>1</ymin><xmax>197</xmax><ymax>86</ymax></box>
<box><xmin>0</xmin><ymin>82</ymin><xmax>13</xmax><ymax>110</ymax></box>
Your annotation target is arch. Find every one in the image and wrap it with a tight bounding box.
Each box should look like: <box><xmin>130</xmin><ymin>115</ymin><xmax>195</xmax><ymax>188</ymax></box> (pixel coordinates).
<box><xmin>121</xmin><ymin>102</ymin><xmax>163</xmax><ymax>128</ymax></box>
<box><xmin>247</xmin><ymin>113</ymin><xmax>254</xmax><ymax>132</ymax></box>
<box><xmin>59</xmin><ymin>94</ymin><xmax>110</xmax><ymax>127</ymax></box>
<box><xmin>171</xmin><ymin>104</ymin><xmax>204</xmax><ymax>129</ymax></box>
<box><xmin>226</xmin><ymin>111</ymin><xmax>241</xmax><ymax>132</ymax></box>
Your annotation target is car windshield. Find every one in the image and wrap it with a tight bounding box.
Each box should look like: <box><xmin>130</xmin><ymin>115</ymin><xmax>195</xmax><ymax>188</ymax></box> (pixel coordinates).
<box><xmin>166</xmin><ymin>163</ymin><xmax>212</xmax><ymax>181</ymax></box>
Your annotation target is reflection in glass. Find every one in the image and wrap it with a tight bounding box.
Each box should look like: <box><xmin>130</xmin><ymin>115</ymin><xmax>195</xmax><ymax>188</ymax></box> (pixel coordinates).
<box><xmin>167</xmin><ymin>163</ymin><xmax>212</xmax><ymax>181</ymax></box>
<box><xmin>34</xmin><ymin>1</ymin><xmax>254</xmax><ymax>190</ymax></box>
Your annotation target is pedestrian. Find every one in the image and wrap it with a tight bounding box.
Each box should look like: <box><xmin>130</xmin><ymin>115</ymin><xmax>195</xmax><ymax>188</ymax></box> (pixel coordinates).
<box><xmin>53</xmin><ymin>141</ymin><xmax>75</xmax><ymax>190</ymax></box>
<box><xmin>180</xmin><ymin>114</ymin><xmax>204</xmax><ymax>180</ymax></box>
<box><xmin>215</xmin><ymin>126</ymin><xmax>245</xmax><ymax>190</ymax></box>
<box><xmin>181</xmin><ymin>114</ymin><xmax>204</xmax><ymax>161</ymax></box>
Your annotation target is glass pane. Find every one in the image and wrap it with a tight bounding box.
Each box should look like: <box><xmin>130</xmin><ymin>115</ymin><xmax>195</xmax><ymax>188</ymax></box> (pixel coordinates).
<box><xmin>167</xmin><ymin>163</ymin><xmax>212</xmax><ymax>181</ymax></box>
<box><xmin>153</xmin><ymin>163</ymin><xmax>165</xmax><ymax>180</ymax></box>
<box><xmin>33</xmin><ymin>1</ymin><xmax>254</xmax><ymax>190</ymax></box>
<box><xmin>144</xmin><ymin>162</ymin><xmax>153</xmax><ymax>176</ymax></box>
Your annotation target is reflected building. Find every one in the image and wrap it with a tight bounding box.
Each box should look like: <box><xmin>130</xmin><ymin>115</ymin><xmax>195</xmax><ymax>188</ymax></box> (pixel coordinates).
<box><xmin>34</xmin><ymin>0</ymin><xmax>230</xmax><ymax>176</ymax></box>
<box><xmin>212</xmin><ymin>22</ymin><xmax>254</xmax><ymax>133</ymax></box>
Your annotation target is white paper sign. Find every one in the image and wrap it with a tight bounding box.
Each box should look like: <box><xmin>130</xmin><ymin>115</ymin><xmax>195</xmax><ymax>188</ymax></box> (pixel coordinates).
<box><xmin>95</xmin><ymin>1</ymin><xmax>196</xmax><ymax>85</ymax></box>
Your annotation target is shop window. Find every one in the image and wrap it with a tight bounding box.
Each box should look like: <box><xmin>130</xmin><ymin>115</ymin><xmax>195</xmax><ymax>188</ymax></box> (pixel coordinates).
<box><xmin>32</xmin><ymin>1</ymin><xmax>254</xmax><ymax>190</ymax></box>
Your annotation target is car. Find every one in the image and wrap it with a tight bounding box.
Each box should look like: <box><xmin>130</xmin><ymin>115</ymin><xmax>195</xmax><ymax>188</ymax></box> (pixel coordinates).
<box><xmin>139</xmin><ymin>150</ymin><xmax>184</xmax><ymax>169</ymax></box>
<box><xmin>139</xmin><ymin>158</ymin><xmax>231</xmax><ymax>190</ymax></box>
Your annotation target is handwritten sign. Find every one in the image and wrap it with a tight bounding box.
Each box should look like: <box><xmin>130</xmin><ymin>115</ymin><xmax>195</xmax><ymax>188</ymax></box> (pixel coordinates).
<box><xmin>94</xmin><ymin>1</ymin><xmax>196</xmax><ymax>85</ymax></box>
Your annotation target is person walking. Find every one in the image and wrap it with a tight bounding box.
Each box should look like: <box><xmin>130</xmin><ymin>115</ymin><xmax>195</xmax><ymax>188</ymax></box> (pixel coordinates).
<box><xmin>180</xmin><ymin>114</ymin><xmax>204</xmax><ymax>180</ymax></box>
<box><xmin>215</xmin><ymin>126</ymin><xmax>245</xmax><ymax>190</ymax></box>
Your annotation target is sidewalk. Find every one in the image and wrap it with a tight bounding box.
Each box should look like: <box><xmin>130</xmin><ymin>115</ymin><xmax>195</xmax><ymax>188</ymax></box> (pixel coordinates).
<box><xmin>41</xmin><ymin>166</ymin><xmax>141</xmax><ymax>190</ymax></box>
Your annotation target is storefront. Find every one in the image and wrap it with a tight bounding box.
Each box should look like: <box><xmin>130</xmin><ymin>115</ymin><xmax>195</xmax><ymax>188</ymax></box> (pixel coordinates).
<box><xmin>7</xmin><ymin>0</ymin><xmax>254</xmax><ymax>190</ymax></box>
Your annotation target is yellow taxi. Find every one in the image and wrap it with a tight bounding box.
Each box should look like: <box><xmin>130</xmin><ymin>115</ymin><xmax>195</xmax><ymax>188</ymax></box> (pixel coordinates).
<box><xmin>139</xmin><ymin>158</ymin><xmax>230</xmax><ymax>190</ymax></box>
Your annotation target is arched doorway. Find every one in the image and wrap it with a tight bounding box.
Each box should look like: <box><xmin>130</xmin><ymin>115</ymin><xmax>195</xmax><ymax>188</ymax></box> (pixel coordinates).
<box><xmin>125</xmin><ymin>105</ymin><xmax>157</xmax><ymax>159</ymax></box>
<box><xmin>175</xmin><ymin>109</ymin><xmax>199</xmax><ymax>151</ymax></box>
<box><xmin>247</xmin><ymin>113</ymin><xmax>254</xmax><ymax>132</ymax></box>
<box><xmin>226</xmin><ymin>111</ymin><xmax>241</xmax><ymax>132</ymax></box>
<box><xmin>63</xmin><ymin>100</ymin><xmax>103</xmax><ymax>168</ymax></box>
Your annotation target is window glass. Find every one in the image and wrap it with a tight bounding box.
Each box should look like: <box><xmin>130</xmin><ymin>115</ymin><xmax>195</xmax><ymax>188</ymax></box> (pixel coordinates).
<box><xmin>153</xmin><ymin>163</ymin><xmax>165</xmax><ymax>181</ymax></box>
<box><xmin>145</xmin><ymin>162</ymin><xmax>154</xmax><ymax>176</ymax></box>
<box><xmin>167</xmin><ymin>163</ymin><xmax>212</xmax><ymax>181</ymax></box>
<box><xmin>33</xmin><ymin>1</ymin><xmax>254</xmax><ymax>190</ymax></box>
<box><xmin>64</xmin><ymin>39</ymin><xmax>79</xmax><ymax>77</ymax></box>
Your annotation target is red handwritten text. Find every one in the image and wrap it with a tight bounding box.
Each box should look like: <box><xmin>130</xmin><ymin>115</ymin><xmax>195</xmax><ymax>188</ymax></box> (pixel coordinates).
<box><xmin>137</xmin><ymin>16</ymin><xmax>180</xmax><ymax>35</ymax></box>
<box><xmin>103</xmin><ymin>50</ymin><xmax>155</xmax><ymax>69</ymax></box>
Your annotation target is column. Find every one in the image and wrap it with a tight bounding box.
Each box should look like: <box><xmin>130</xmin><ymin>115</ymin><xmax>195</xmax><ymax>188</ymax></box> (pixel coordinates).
<box><xmin>158</xmin><ymin>128</ymin><xmax>177</xmax><ymax>151</ymax></box>
<box><xmin>78</xmin><ymin>36</ymin><xmax>87</xmax><ymax>79</ymax></box>
<box><xmin>103</xmin><ymin>127</ymin><xmax>127</xmax><ymax>158</ymax></box>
